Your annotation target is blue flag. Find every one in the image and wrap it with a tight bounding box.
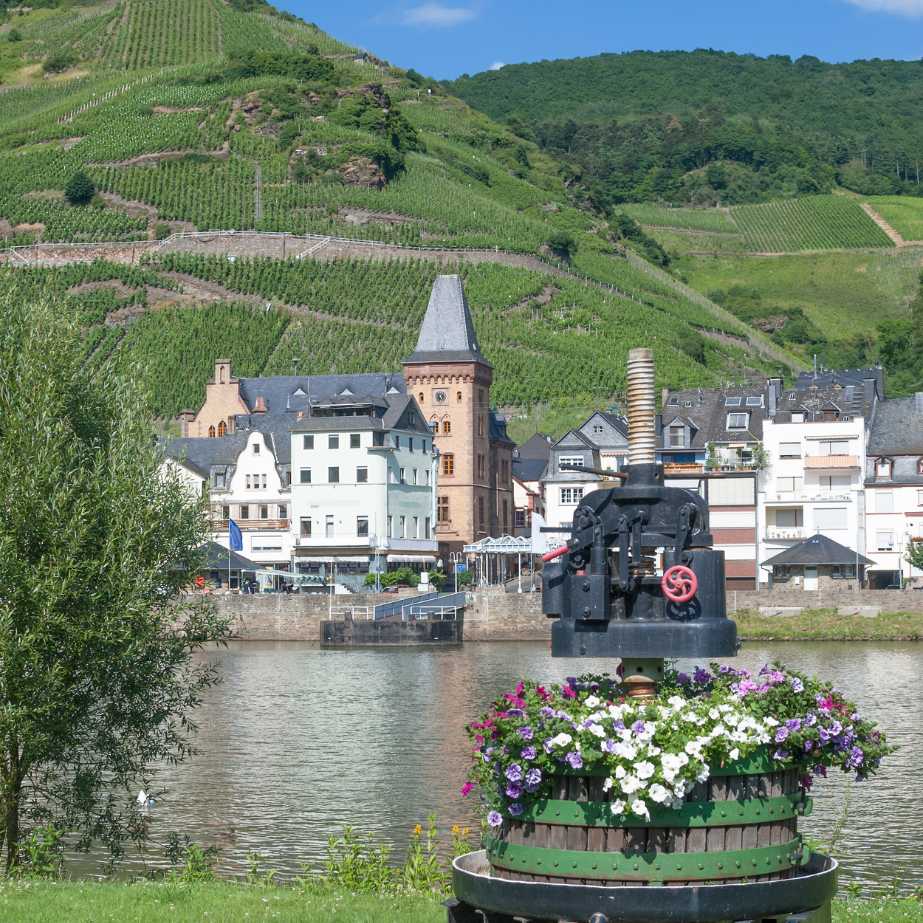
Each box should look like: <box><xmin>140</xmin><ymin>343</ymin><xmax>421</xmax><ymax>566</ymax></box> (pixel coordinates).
<box><xmin>228</xmin><ymin>519</ymin><xmax>243</xmax><ymax>552</ymax></box>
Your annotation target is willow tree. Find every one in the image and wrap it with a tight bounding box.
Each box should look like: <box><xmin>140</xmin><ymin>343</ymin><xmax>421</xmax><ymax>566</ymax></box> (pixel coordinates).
<box><xmin>0</xmin><ymin>286</ymin><xmax>231</xmax><ymax>870</ymax></box>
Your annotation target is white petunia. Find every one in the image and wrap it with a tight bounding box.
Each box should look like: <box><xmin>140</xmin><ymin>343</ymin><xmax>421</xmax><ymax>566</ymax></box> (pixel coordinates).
<box><xmin>635</xmin><ymin>760</ymin><xmax>656</xmax><ymax>780</ymax></box>
<box><xmin>649</xmin><ymin>783</ymin><xmax>670</xmax><ymax>804</ymax></box>
<box><xmin>551</xmin><ymin>733</ymin><xmax>573</xmax><ymax>748</ymax></box>
<box><xmin>615</xmin><ymin>765</ymin><xmax>626</xmax><ymax>779</ymax></box>
<box><xmin>668</xmin><ymin>695</ymin><xmax>686</xmax><ymax>709</ymax></box>
<box><xmin>708</xmin><ymin>707</ymin><xmax>720</xmax><ymax>720</ymax></box>
<box><xmin>614</xmin><ymin>741</ymin><xmax>637</xmax><ymax>761</ymax></box>
<box><xmin>585</xmin><ymin>695</ymin><xmax>600</xmax><ymax>709</ymax></box>
<box><xmin>620</xmin><ymin>774</ymin><xmax>642</xmax><ymax>795</ymax></box>
<box><xmin>630</xmin><ymin>799</ymin><xmax>650</xmax><ymax>819</ymax></box>
<box><xmin>729</xmin><ymin>747</ymin><xmax>740</xmax><ymax>761</ymax></box>
<box><xmin>603</xmin><ymin>777</ymin><xmax>614</xmax><ymax>792</ymax></box>
<box><xmin>588</xmin><ymin>723</ymin><xmax>606</xmax><ymax>738</ymax></box>
<box><xmin>610</xmin><ymin>799</ymin><xmax>626</xmax><ymax>815</ymax></box>
<box><xmin>695</xmin><ymin>763</ymin><xmax>710</xmax><ymax>783</ymax></box>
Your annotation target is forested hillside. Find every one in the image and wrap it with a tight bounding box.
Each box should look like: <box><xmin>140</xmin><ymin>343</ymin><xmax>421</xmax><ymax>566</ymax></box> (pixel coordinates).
<box><xmin>449</xmin><ymin>51</ymin><xmax>923</xmax><ymax>209</ymax></box>
<box><xmin>0</xmin><ymin>1</ymin><xmax>801</xmax><ymax>437</ymax></box>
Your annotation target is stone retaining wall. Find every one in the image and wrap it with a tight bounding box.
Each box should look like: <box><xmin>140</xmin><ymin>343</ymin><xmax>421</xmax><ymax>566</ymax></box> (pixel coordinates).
<box><xmin>206</xmin><ymin>585</ymin><xmax>923</xmax><ymax>643</ymax></box>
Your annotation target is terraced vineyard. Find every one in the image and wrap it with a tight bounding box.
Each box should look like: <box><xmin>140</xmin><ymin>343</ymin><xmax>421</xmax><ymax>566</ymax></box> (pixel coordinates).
<box><xmin>620</xmin><ymin>204</ymin><xmax>738</xmax><ymax>233</ymax></box>
<box><xmin>731</xmin><ymin>196</ymin><xmax>894</xmax><ymax>252</ymax></box>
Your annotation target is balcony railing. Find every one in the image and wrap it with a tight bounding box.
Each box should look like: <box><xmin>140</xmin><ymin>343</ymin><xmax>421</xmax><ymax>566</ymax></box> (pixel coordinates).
<box><xmin>765</xmin><ymin>526</ymin><xmax>805</xmax><ymax>540</ymax></box>
<box><xmin>212</xmin><ymin>519</ymin><xmax>289</xmax><ymax>531</ymax></box>
<box><xmin>804</xmin><ymin>455</ymin><xmax>859</xmax><ymax>469</ymax></box>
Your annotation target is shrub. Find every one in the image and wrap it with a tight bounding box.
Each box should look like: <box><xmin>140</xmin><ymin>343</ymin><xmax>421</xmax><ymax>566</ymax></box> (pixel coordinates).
<box><xmin>64</xmin><ymin>170</ymin><xmax>95</xmax><ymax>206</ymax></box>
<box><xmin>43</xmin><ymin>49</ymin><xmax>77</xmax><ymax>74</ymax></box>
<box><xmin>545</xmin><ymin>229</ymin><xmax>577</xmax><ymax>260</ymax></box>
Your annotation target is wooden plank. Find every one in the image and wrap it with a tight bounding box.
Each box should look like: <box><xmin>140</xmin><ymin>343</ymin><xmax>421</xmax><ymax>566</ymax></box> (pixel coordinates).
<box><xmin>587</xmin><ymin>777</ymin><xmax>607</xmax><ymax>854</ymax></box>
<box><xmin>565</xmin><ymin>777</ymin><xmax>588</xmax><ymax>853</ymax></box>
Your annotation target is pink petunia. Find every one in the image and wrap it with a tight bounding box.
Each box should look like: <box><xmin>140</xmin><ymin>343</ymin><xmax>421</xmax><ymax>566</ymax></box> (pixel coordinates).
<box><xmin>461</xmin><ymin>782</ymin><xmax>474</xmax><ymax>797</ymax></box>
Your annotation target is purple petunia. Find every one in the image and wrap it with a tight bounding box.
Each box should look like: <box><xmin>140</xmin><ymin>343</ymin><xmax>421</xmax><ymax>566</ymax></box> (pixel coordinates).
<box><xmin>677</xmin><ymin>672</ymin><xmax>691</xmax><ymax>685</ymax></box>
<box><xmin>505</xmin><ymin>764</ymin><xmax>523</xmax><ymax>783</ymax></box>
<box><xmin>518</xmin><ymin>726</ymin><xmax>534</xmax><ymax>741</ymax></box>
<box><xmin>829</xmin><ymin>720</ymin><xmax>843</xmax><ymax>736</ymax></box>
<box><xmin>488</xmin><ymin>811</ymin><xmax>503</xmax><ymax>828</ymax></box>
<box><xmin>846</xmin><ymin>746</ymin><xmax>865</xmax><ymax>770</ymax></box>
<box><xmin>631</xmin><ymin>720</ymin><xmax>646</xmax><ymax>734</ymax></box>
<box><xmin>775</xmin><ymin>727</ymin><xmax>790</xmax><ymax>743</ymax></box>
<box><xmin>506</xmin><ymin>782</ymin><xmax>523</xmax><ymax>799</ymax></box>
<box><xmin>791</xmin><ymin>677</ymin><xmax>805</xmax><ymax>694</ymax></box>
<box><xmin>803</xmin><ymin>739</ymin><xmax>814</xmax><ymax>752</ymax></box>
<box><xmin>773</xmin><ymin>749</ymin><xmax>791</xmax><ymax>761</ymax></box>
<box><xmin>525</xmin><ymin>768</ymin><xmax>542</xmax><ymax>792</ymax></box>
<box><xmin>785</xmin><ymin>718</ymin><xmax>802</xmax><ymax>732</ymax></box>
<box><xmin>566</xmin><ymin>751</ymin><xmax>583</xmax><ymax>770</ymax></box>
<box><xmin>693</xmin><ymin>667</ymin><xmax>713</xmax><ymax>684</ymax></box>
<box><xmin>601</xmin><ymin>739</ymin><xmax>616</xmax><ymax>754</ymax></box>
<box><xmin>508</xmin><ymin>803</ymin><xmax>524</xmax><ymax>817</ymax></box>
<box><xmin>804</xmin><ymin>713</ymin><xmax>817</xmax><ymax>727</ymax></box>
<box><xmin>521</xmin><ymin>746</ymin><xmax>537</xmax><ymax>761</ymax></box>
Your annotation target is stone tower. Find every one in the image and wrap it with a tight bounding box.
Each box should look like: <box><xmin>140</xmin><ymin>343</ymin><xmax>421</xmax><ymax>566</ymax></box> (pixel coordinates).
<box><xmin>403</xmin><ymin>275</ymin><xmax>513</xmax><ymax>556</ymax></box>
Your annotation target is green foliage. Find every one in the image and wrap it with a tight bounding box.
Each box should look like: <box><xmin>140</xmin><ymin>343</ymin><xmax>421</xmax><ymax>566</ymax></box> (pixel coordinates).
<box><xmin>13</xmin><ymin>826</ymin><xmax>64</xmax><ymax>880</ymax></box>
<box><xmin>64</xmin><ymin>169</ymin><xmax>95</xmax><ymax>206</ymax></box>
<box><xmin>165</xmin><ymin>835</ymin><xmax>220</xmax><ymax>883</ymax></box>
<box><xmin>43</xmin><ymin>48</ymin><xmax>77</xmax><ymax>74</ymax></box>
<box><xmin>450</xmin><ymin>50</ymin><xmax>923</xmax><ymax>205</ymax></box>
<box><xmin>545</xmin><ymin>229</ymin><xmax>576</xmax><ymax>259</ymax></box>
<box><xmin>225</xmin><ymin>48</ymin><xmax>335</xmax><ymax>83</ymax></box>
<box><xmin>0</xmin><ymin>284</ymin><xmax>232</xmax><ymax>868</ymax></box>
<box><xmin>609</xmin><ymin>211</ymin><xmax>670</xmax><ymax>266</ymax></box>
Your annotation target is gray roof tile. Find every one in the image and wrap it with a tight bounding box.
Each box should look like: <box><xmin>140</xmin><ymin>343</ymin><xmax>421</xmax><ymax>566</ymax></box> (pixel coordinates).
<box><xmin>762</xmin><ymin>533</ymin><xmax>873</xmax><ymax>567</ymax></box>
<box><xmin>406</xmin><ymin>275</ymin><xmax>487</xmax><ymax>364</ymax></box>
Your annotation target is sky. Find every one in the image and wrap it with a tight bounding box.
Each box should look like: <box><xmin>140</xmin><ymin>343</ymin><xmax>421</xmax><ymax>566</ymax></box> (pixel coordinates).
<box><xmin>280</xmin><ymin>0</ymin><xmax>923</xmax><ymax>79</ymax></box>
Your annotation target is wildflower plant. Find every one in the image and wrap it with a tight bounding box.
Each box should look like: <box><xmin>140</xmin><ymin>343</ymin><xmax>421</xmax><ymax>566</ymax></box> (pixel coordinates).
<box><xmin>464</xmin><ymin>665</ymin><xmax>890</xmax><ymax>828</ymax></box>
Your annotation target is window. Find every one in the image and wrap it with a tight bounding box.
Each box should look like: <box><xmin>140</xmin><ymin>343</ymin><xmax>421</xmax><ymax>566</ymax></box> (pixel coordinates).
<box><xmin>478</xmin><ymin>497</ymin><xmax>486</xmax><ymax>530</ymax></box>
<box><xmin>726</xmin><ymin>412</ymin><xmax>749</xmax><ymax>430</ymax></box>
<box><xmin>356</xmin><ymin>467</ymin><xmax>368</xmax><ymax>483</ymax></box>
<box><xmin>329</xmin><ymin>435</ymin><xmax>339</xmax><ymax>450</ymax></box>
<box><xmin>774</xmin><ymin>508</ymin><xmax>803</xmax><ymax>528</ymax></box>
<box><xmin>559</xmin><ymin>455</ymin><xmax>584</xmax><ymax>471</ymax></box>
<box><xmin>328</xmin><ymin>467</ymin><xmax>340</xmax><ymax>483</ymax></box>
<box><xmin>373</xmin><ymin>432</ymin><xmax>385</xmax><ymax>447</ymax></box>
<box><xmin>725</xmin><ymin>397</ymin><xmax>742</xmax><ymax>407</ymax></box>
<box><xmin>814</xmin><ymin>507</ymin><xmax>848</xmax><ymax>530</ymax></box>
<box><xmin>456</xmin><ymin>391</ymin><xmax>462</xmax><ymax>402</ymax></box>
<box><xmin>443</xmin><ymin>420</ymin><xmax>452</xmax><ymax>434</ymax></box>
<box><xmin>425</xmin><ymin>469</ymin><xmax>432</xmax><ymax>486</ymax></box>
<box><xmin>399</xmin><ymin>468</ymin><xmax>406</xmax><ymax>484</ymax></box>
<box><xmin>425</xmin><ymin>517</ymin><xmax>431</xmax><ymax>539</ymax></box>
<box><xmin>777</xmin><ymin>476</ymin><xmax>802</xmax><ymax>494</ymax></box>
<box><xmin>746</xmin><ymin>396</ymin><xmax>763</xmax><ymax>407</ymax></box>
<box><xmin>217</xmin><ymin>421</ymin><xmax>226</xmax><ymax>437</ymax></box>
<box><xmin>831</xmin><ymin>564</ymin><xmax>857</xmax><ymax>579</ymax></box>
<box><xmin>282</xmin><ymin>470</ymin><xmax>291</xmax><ymax>487</ymax></box>
<box><xmin>300</xmin><ymin>468</ymin><xmax>312</xmax><ymax>484</ymax></box>
<box><xmin>418</xmin><ymin>392</ymin><xmax>424</xmax><ymax>403</ymax></box>
<box><xmin>593</xmin><ymin>424</ymin><xmax>604</xmax><ymax>434</ymax></box>
<box><xmin>876</xmin><ymin>458</ymin><xmax>892</xmax><ymax>478</ymax></box>
<box><xmin>350</xmin><ymin>433</ymin><xmax>361</xmax><ymax>449</ymax></box>
<box><xmin>213</xmin><ymin>470</ymin><xmax>226</xmax><ymax>489</ymax></box>
<box><xmin>917</xmin><ymin>489</ymin><xmax>923</xmax><ymax>507</ymax></box>
<box><xmin>819</xmin><ymin>475</ymin><xmax>850</xmax><ymax>492</ymax></box>
<box><xmin>394</xmin><ymin>435</ymin><xmax>401</xmax><ymax>449</ymax></box>
<box><xmin>437</xmin><ymin>496</ymin><xmax>450</xmax><ymax>523</ymax></box>
<box><xmin>325</xmin><ymin>515</ymin><xmax>334</xmax><ymax>539</ymax></box>
<box><xmin>253</xmin><ymin>442</ymin><xmax>260</xmax><ymax>454</ymax></box>
<box><xmin>412</xmin><ymin>516</ymin><xmax>419</xmax><ymax>539</ymax></box>
<box><xmin>261</xmin><ymin>473</ymin><xmax>267</xmax><ymax>489</ymax></box>
<box><xmin>779</xmin><ymin>442</ymin><xmax>801</xmax><ymax>459</ymax></box>
<box><xmin>412</xmin><ymin>469</ymin><xmax>418</xmax><ymax>485</ymax></box>
<box><xmin>668</xmin><ymin>425</ymin><xmax>685</xmax><ymax>448</ymax></box>
<box><xmin>221</xmin><ymin>505</ymin><xmax>230</xmax><ymax>521</ymax></box>
<box><xmin>819</xmin><ymin>440</ymin><xmax>850</xmax><ymax>456</ymax></box>
<box><xmin>387</xmin><ymin>515</ymin><xmax>393</xmax><ymax>538</ymax></box>
<box><xmin>357</xmin><ymin>516</ymin><xmax>369</xmax><ymax>538</ymax></box>
<box><xmin>303</xmin><ymin>435</ymin><xmax>314</xmax><ymax>450</ymax></box>
<box><xmin>502</xmin><ymin>499</ymin><xmax>509</xmax><ymax>530</ymax></box>
<box><xmin>477</xmin><ymin>455</ymin><xmax>485</xmax><ymax>480</ymax></box>
<box><xmin>399</xmin><ymin>516</ymin><xmax>406</xmax><ymax>538</ymax></box>
<box><xmin>259</xmin><ymin>505</ymin><xmax>269</xmax><ymax>520</ymax></box>
<box><xmin>560</xmin><ymin>487</ymin><xmax>584</xmax><ymax>505</ymax></box>
<box><xmin>791</xmin><ymin>413</ymin><xmax>805</xmax><ymax>424</ymax></box>
<box><xmin>246</xmin><ymin>475</ymin><xmax>252</xmax><ymax>489</ymax></box>
<box><xmin>443</xmin><ymin>454</ymin><xmax>455</xmax><ymax>476</ymax></box>
<box><xmin>478</xmin><ymin>416</ymin><xmax>485</xmax><ymax>437</ymax></box>
<box><xmin>240</xmin><ymin>505</ymin><xmax>250</xmax><ymax>520</ymax></box>
<box><xmin>876</xmin><ymin>491</ymin><xmax>894</xmax><ymax>513</ymax></box>
<box><xmin>208</xmin><ymin>426</ymin><xmax>216</xmax><ymax>438</ymax></box>
<box><xmin>515</xmin><ymin>509</ymin><xmax>527</xmax><ymax>529</ymax></box>
<box><xmin>278</xmin><ymin>504</ymin><xmax>287</xmax><ymax>519</ymax></box>
<box><xmin>876</xmin><ymin>530</ymin><xmax>895</xmax><ymax>551</ymax></box>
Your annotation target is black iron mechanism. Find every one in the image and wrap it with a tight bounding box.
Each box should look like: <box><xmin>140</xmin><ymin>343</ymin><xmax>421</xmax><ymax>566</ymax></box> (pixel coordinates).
<box><xmin>542</xmin><ymin>460</ymin><xmax>737</xmax><ymax>660</ymax></box>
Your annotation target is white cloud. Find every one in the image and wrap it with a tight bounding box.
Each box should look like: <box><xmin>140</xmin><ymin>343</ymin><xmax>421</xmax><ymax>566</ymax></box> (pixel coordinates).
<box><xmin>402</xmin><ymin>3</ymin><xmax>478</xmax><ymax>27</ymax></box>
<box><xmin>489</xmin><ymin>61</ymin><xmax>505</xmax><ymax>71</ymax></box>
<box><xmin>845</xmin><ymin>0</ymin><xmax>923</xmax><ymax>16</ymax></box>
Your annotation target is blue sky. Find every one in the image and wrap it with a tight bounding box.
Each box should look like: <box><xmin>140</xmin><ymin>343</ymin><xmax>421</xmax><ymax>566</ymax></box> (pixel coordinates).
<box><xmin>281</xmin><ymin>0</ymin><xmax>923</xmax><ymax>79</ymax></box>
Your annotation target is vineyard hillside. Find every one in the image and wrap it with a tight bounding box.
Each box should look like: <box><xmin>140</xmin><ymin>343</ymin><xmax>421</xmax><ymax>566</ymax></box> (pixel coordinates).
<box><xmin>0</xmin><ymin>0</ymin><xmax>800</xmax><ymax>435</ymax></box>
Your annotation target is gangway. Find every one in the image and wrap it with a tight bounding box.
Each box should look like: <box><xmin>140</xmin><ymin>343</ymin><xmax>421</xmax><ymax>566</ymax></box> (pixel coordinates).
<box><xmin>373</xmin><ymin>591</ymin><xmax>468</xmax><ymax>622</ymax></box>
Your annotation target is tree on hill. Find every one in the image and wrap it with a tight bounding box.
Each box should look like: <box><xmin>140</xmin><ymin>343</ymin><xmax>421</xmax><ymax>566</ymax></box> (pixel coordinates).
<box><xmin>64</xmin><ymin>170</ymin><xmax>95</xmax><ymax>206</ymax></box>
<box><xmin>546</xmin><ymin>229</ymin><xmax>577</xmax><ymax>260</ymax></box>
<box><xmin>0</xmin><ymin>287</ymin><xmax>231</xmax><ymax>870</ymax></box>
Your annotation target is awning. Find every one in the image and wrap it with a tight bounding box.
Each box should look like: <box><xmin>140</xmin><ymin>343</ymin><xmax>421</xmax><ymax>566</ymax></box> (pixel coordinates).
<box><xmin>387</xmin><ymin>555</ymin><xmax>437</xmax><ymax>563</ymax></box>
<box><xmin>300</xmin><ymin>555</ymin><xmax>369</xmax><ymax>564</ymax></box>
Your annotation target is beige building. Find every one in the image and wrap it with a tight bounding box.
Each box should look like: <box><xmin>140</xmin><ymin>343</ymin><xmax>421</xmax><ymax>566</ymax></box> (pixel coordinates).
<box><xmin>402</xmin><ymin>275</ymin><xmax>514</xmax><ymax>555</ymax></box>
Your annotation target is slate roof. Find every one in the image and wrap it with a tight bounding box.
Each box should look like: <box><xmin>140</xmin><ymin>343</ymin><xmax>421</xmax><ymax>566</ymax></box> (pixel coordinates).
<box><xmin>516</xmin><ymin>432</ymin><xmax>553</xmax><ymax>460</ymax></box>
<box><xmin>774</xmin><ymin>379</ymin><xmax>878</xmax><ymax>422</ymax></box>
<box><xmin>513</xmin><ymin>457</ymin><xmax>548</xmax><ymax>482</ymax></box>
<box><xmin>866</xmin><ymin>393</ymin><xmax>923</xmax><ymax>456</ymax></box>
<box><xmin>762</xmin><ymin>533</ymin><xmax>874</xmax><ymax>568</ymax></box>
<box><xmin>290</xmin><ymin>391</ymin><xmax>430</xmax><ymax>434</ymax></box>
<box><xmin>660</xmin><ymin>385</ymin><xmax>768</xmax><ymax>448</ymax></box>
<box><xmin>795</xmin><ymin>367</ymin><xmax>884</xmax><ymax>396</ymax></box>
<box><xmin>239</xmin><ymin>372</ymin><xmax>405</xmax><ymax>416</ymax></box>
<box><xmin>405</xmin><ymin>274</ymin><xmax>488</xmax><ymax>365</ymax></box>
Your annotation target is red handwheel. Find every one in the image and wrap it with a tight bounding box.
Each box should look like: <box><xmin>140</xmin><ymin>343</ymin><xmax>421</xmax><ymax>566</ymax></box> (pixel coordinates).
<box><xmin>661</xmin><ymin>565</ymin><xmax>698</xmax><ymax>604</ymax></box>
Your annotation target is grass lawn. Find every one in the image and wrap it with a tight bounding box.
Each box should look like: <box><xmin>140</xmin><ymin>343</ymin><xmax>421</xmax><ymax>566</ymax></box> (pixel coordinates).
<box><xmin>674</xmin><ymin>247</ymin><xmax>923</xmax><ymax>336</ymax></box>
<box><xmin>2</xmin><ymin>882</ymin><xmax>921</xmax><ymax>922</ymax></box>
<box><xmin>733</xmin><ymin>608</ymin><xmax>923</xmax><ymax>641</ymax></box>
<box><xmin>865</xmin><ymin>196</ymin><xmax>923</xmax><ymax>242</ymax></box>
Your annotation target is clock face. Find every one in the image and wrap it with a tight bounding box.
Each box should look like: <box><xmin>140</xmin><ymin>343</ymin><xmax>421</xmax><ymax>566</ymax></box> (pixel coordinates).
<box><xmin>433</xmin><ymin>389</ymin><xmax>448</xmax><ymax>404</ymax></box>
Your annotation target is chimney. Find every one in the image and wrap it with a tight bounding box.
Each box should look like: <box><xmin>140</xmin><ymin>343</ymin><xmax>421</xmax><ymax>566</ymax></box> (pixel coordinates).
<box><xmin>661</xmin><ymin>387</ymin><xmax>669</xmax><ymax>409</ymax></box>
<box><xmin>177</xmin><ymin>409</ymin><xmax>195</xmax><ymax>437</ymax></box>
<box><xmin>253</xmin><ymin>395</ymin><xmax>267</xmax><ymax>414</ymax></box>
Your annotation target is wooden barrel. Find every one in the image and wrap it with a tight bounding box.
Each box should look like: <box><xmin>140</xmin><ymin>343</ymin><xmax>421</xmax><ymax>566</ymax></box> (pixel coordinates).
<box><xmin>487</xmin><ymin>753</ymin><xmax>811</xmax><ymax>886</ymax></box>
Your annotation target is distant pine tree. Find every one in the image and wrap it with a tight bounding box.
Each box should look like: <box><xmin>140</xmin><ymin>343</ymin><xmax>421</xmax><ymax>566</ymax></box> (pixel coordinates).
<box><xmin>64</xmin><ymin>170</ymin><xmax>95</xmax><ymax>206</ymax></box>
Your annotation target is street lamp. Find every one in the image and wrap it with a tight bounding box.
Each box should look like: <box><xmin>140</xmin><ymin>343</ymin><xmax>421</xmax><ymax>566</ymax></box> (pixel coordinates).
<box><xmin>450</xmin><ymin>551</ymin><xmax>463</xmax><ymax>593</ymax></box>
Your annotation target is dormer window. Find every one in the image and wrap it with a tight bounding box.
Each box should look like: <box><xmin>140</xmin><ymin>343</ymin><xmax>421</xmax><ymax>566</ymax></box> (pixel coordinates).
<box><xmin>727</xmin><ymin>412</ymin><xmax>749</xmax><ymax>431</ymax></box>
<box><xmin>725</xmin><ymin>397</ymin><xmax>742</xmax><ymax>407</ymax></box>
<box><xmin>668</xmin><ymin>425</ymin><xmax>685</xmax><ymax>448</ymax></box>
<box><xmin>593</xmin><ymin>424</ymin><xmax>604</xmax><ymax>434</ymax></box>
<box><xmin>253</xmin><ymin>442</ymin><xmax>260</xmax><ymax>454</ymax></box>
<box><xmin>876</xmin><ymin>458</ymin><xmax>893</xmax><ymax>479</ymax></box>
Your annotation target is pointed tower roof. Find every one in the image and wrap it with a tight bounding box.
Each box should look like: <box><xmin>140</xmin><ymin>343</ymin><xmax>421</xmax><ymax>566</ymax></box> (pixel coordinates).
<box><xmin>406</xmin><ymin>275</ymin><xmax>489</xmax><ymax>365</ymax></box>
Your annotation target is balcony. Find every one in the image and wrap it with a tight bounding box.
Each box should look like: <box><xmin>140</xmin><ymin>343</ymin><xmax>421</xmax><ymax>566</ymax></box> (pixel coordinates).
<box><xmin>765</xmin><ymin>526</ymin><xmax>805</xmax><ymax>541</ymax></box>
<box><xmin>664</xmin><ymin>462</ymin><xmax>704</xmax><ymax>475</ymax></box>
<box><xmin>804</xmin><ymin>455</ymin><xmax>859</xmax><ymax>470</ymax></box>
<box><xmin>213</xmin><ymin>519</ymin><xmax>289</xmax><ymax>532</ymax></box>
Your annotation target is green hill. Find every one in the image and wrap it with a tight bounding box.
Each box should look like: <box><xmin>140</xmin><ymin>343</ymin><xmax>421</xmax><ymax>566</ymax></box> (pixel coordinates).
<box><xmin>0</xmin><ymin>3</ymin><xmax>807</xmax><ymax>438</ymax></box>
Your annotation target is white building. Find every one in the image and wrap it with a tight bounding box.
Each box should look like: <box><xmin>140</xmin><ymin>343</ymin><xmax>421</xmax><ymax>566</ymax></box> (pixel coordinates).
<box><xmin>289</xmin><ymin>389</ymin><xmax>438</xmax><ymax>588</ymax></box>
<box><xmin>167</xmin><ymin>421</ymin><xmax>294</xmax><ymax>574</ymax></box>
<box><xmin>863</xmin><ymin>393</ymin><xmax>923</xmax><ymax>588</ymax></box>
<box><xmin>759</xmin><ymin>411</ymin><xmax>867</xmax><ymax>588</ymax></box>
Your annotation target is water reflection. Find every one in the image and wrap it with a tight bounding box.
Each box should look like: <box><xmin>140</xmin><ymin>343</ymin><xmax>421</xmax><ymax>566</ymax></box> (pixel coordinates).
<box><xmin>109</xmin><ymin>641</ymin><xmax>921</xmax><ymax>891</ymax></box>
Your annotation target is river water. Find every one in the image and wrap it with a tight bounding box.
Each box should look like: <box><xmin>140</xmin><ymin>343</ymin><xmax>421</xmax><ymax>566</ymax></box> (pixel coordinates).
<box><xmin>125</xmin><ymin>641</ymin><xmax>920</xmax><ymax>892</ymax></box>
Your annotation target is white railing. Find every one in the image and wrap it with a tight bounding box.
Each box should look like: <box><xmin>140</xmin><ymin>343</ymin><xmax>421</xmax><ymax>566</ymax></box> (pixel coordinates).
<box><xmin>330</xmin><ymin>606</ymin><xmax>372</xmax><ymax>621</ymax></box>
<box><xmin>403</xmin><ymin>605</ymin><xmax>459</xmax><ymax>621</ymax></box>
<box><xmin>765</xmin><ymin>527</ymin><xmax>804</xmax><ymax>540</ymax></box>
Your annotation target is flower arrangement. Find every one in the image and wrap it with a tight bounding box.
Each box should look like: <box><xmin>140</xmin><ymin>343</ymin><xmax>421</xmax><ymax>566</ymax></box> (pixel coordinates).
<box><xmin>464</xmin><ymin>663</ymin><xmax>891</xmax><ymax>829</ymax></box>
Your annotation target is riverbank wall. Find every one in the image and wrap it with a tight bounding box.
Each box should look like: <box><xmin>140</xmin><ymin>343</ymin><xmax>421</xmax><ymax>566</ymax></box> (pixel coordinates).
<box><xmin>203</xmin><ymin>587</ymin><xmax>923</xmax><ymax>642</ymax></box>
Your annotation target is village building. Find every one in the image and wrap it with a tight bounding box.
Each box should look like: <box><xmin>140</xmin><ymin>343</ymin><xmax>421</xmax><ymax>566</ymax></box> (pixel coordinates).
<box><xmin>761</xmin><ymin>533</ymin><xmax>873</xmax><ymax>590</ymax></box>
<box><xmin>511</xmin><ymin>433</ymin><xmax>551</xmax><ymax>537</ymax></box>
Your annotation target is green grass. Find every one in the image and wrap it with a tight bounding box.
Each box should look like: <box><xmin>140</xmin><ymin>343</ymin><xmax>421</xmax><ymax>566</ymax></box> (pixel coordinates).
<box><xmin>865</xmin><ymin>195</ymin><xmax>923</xmax><ymax>242</ymax></box>
<box><xmin>675</xmin><ymin>247</ymin><xmax>923</xmax><ymax>338</ymax></box>
<box><xmin>733</xmin><ymin>609</ymin><xmax>923</xmax><ymax>641</ymax></box>
<box><xmin>731</xmin><ymin>196</ymin><xmax>894</xmax><ymax>252</ymax></box>
<box><xmin>620</xmin><ymin>203</ymin><xmax>738</xmax><ymax>232</ymax></box>
<box><xmin>0</xmin><ymin>882</ymin><xmax>919</xmax><ymax>922</ymax></box>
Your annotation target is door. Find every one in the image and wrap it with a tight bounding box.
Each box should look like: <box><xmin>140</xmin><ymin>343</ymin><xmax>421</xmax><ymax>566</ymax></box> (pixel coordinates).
<box><xmin>803</xmin><ymin>566</ymin><xmax>818</xmax><ymax>591</ymax></box>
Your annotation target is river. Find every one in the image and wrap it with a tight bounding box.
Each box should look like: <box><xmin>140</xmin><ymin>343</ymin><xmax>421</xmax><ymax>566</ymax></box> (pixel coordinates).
<box><xmin>125</xmin><ymin>641</ymin><xmax>920</xmax><ymax>892</ymax></box>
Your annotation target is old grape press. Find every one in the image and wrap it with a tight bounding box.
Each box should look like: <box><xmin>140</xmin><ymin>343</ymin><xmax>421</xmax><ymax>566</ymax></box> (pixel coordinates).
<box><xmin>449</xmin><ymin>350</ymin><xmax>837</xmax><ymax>923</ymax></box>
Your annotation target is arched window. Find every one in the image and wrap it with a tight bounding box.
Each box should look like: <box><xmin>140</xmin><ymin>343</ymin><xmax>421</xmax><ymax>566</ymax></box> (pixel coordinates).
<box><xmin>456</xmin><ymin>391</ymin><xmax>462</xmax><ymax>402</ymax></box>
<box><xmin>208</xmin><ymin>426</ymin><xmax>216</xmax><ymax>438</ymax></box>
<box><xmin>418</xmin><ymin>392</ymin><xmax>424</xmax><ymax>403</ymax></box>
<box><xmin>442</xmin><ymin>419</ymin><xmax>452</xmax><ymax>435</ymax></box>
<box><xmin>217</xmin><ymin>420</ymin><xmax>226</xmax><ymax>437</ymax></box>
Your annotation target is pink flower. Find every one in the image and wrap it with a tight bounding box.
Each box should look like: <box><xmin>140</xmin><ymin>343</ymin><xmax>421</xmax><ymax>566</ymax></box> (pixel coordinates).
<box><xmin>461</xmin><ymin>782</ymin><xmax>474</xmax><ymax>797</ymax></box>
<box><xmin>817</xmin><ymin>695</ymin><xmax>835</xmax><ymax>713</ymax></box>
<box><xmin>536</xmin><ymin>686</ymin><xmax>549</xmax><ymax>700</ymax></box>
<box><xmin>515</xmin><ymin>682</ymin><xmax>525</xmax><ymax>696</ymax></box>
